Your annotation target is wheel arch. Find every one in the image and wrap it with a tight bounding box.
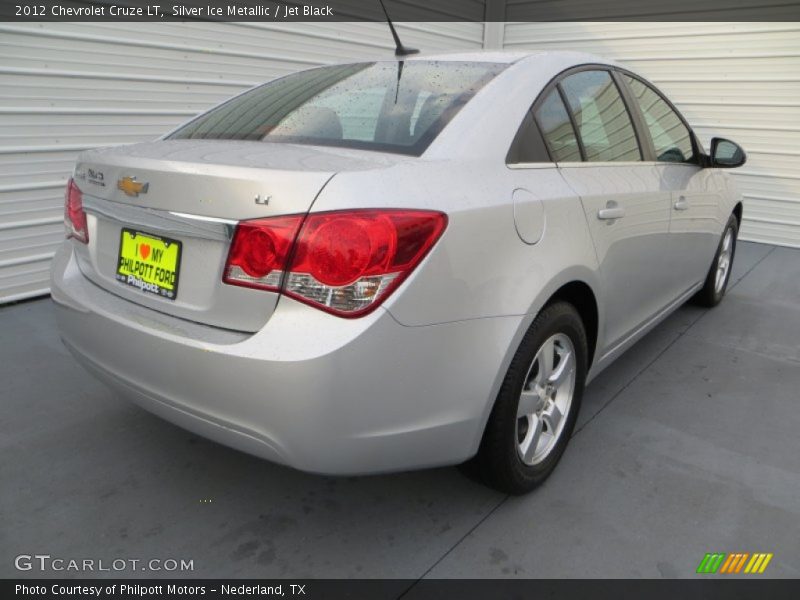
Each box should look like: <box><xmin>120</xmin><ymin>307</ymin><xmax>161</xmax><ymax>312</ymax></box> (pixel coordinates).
<box><xmin>469</xmin><ymin>274</ymin><xmax>602</xmax><ymax>460</ymax></box>
<box><xmin>544</xmin><ymin>281</ymin><xmax>599</xmax><ymax>370</ymax></box>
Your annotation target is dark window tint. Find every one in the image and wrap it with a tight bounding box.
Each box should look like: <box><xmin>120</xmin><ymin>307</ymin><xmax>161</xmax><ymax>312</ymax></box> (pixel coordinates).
<box><xmin>507</xmin><ymin>111</ymin><xmax>550</xmax><ymax>163</ymax></box>
<box><xmin>624</xmin><ymin>75</ymin><xmax>695</xmax><ymax>164</ymax></box>
<box><xmin>535</xmin><ymin>89</ymin><xmax>581</xmax><ymax>162</ymax></box>
<box><xmin>560</xmin><ymin>70</ymin><xmax>641</xmax><ymax>162</ymax></box>
<box><xmin>168</xmin><ymin>61</ymin><xmax>506</xmax><ymax>156</ymax></box>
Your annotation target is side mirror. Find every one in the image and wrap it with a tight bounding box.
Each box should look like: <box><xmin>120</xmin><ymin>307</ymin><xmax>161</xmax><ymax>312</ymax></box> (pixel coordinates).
<box><xmin>710</xmin><ymin>137</ymin><xmax>746</xmax><ymax>168</ymax></box>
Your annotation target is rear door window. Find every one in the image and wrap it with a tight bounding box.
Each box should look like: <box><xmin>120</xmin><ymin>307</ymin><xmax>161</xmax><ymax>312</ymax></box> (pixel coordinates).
<box><xmin>559</xmin><ymin>70</ymin><xmax>642</xmax><ymax>162</ymax></box>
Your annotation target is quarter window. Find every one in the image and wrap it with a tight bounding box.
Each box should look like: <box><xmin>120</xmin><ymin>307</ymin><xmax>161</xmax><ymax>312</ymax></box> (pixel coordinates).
<box><xmin>623</xmin><ymin>75</ymin><xmax>695</xmax><ymax>164</ymax></box>
<box><xmin>559</xmin><ymin>70</ymin><xmax>641</xmax><ymax>162</ymax></box>
<box><xmin>534</xmin><ymin>90</ymin><xmax>581</xmax><ymax>162</ymax></box>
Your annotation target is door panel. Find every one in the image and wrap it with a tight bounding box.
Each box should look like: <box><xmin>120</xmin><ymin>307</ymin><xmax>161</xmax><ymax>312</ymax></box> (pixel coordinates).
<box><xmin>661</xmin><ymin>165</ymin><xmax>723</xmax><ymax>292</ymax></box>
<box><xmin>560</xmin><ymin>165</ymin><xmax>672</xmax><ymax>351</ymax></box>
<box><xmin>538</xmin><ymin>69</ymin><xmax>671</xmax><ymax>354</ymax></box>
<box><xmin>620</xmin><ymin>74</ymin><xmax>723</xmax><ymax>295</ymax></box>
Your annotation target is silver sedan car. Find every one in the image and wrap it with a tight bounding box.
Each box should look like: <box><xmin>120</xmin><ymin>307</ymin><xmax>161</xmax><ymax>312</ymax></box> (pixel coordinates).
<box><xmin>51</xmin><ymin>51</ymin><xmax>745</xmax><ymax>493</ymax></box>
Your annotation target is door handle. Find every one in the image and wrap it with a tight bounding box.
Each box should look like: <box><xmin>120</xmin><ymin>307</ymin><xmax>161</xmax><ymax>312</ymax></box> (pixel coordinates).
<box><xmin>674</xmin><ymin>196</ymin><xmax>690</xmax><ymax>211</ymax></box>
<box><xmin>597</xmin><ymin>205</ymin><xmax>626</xmax><ymax>220</ymax></box>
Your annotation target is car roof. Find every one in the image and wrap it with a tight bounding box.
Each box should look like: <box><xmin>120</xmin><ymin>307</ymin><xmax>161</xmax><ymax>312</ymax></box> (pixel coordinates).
<box><xmin>404</xmin><ymin>50</ymin><xmax>537</xmax><ymax>64</ymax></box>
<box><xmin>402</xmin><ymin>50</ymin><xmax>620</xmax><ymax>69</ymax></box>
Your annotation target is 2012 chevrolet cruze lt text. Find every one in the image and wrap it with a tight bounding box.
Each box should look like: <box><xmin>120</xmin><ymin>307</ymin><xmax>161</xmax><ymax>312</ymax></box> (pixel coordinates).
<box><xmin>51</xmin><ymin>51</ymin><xmax>746</xmax><ymax>493</ymax></box>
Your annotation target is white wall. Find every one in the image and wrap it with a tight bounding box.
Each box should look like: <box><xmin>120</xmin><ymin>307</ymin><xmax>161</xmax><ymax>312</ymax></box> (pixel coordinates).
<box><xmin>500</xmin><ymin>22</ymin><xmax>800</xmax><ymax>248</ymax></box>
<box><xmin>0</xmin><ymin>21</ymin><xmax>484</xmax><ymax>303</ymax></box>
<box><xmin>1</xmin><ymin>20</ymin><xmax>799</xmax><ymax>304</ymax></box>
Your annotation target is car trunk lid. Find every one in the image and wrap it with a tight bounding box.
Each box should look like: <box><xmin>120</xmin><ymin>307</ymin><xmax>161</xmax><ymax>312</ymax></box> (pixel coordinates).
<box><xmin>71</xmin><ymin>139</ymin><xmax>404</xmax><ymax>332</ymax></box>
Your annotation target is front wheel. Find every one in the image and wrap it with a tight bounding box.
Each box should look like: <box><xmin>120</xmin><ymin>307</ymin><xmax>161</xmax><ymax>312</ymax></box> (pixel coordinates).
<box><xmin>470</xmin><ymin>301</ymin><xmax>588</xmax><ymax>494</ymax></box>
<box><xmin>694</xmin><ymin>214</ymin><xmax>738</xmax><ymax>307</ymax></box>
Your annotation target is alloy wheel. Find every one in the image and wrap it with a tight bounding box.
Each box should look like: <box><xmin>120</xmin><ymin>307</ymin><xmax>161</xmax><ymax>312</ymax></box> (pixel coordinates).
<box><xmin>715</xmin><ymin>227</ymin><xmax>734</xmax><ymax>295</ymax></box>
<box><xmin>516</xmin><ymin>333</ymin><xmax>576</xmax><ymax>466</ymax></box>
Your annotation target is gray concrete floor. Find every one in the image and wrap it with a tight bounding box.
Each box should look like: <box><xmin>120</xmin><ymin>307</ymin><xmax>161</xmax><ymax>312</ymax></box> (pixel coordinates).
<box><xmin>1</xmin><ymin>242</ymin><xmax>798</xmax><ymax>579</ymax></box>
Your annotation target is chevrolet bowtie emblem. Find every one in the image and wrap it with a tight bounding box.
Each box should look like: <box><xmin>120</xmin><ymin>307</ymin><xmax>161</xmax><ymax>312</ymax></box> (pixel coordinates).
<box><xmin>117</xmin><ymin>176</ymin><xmax>149</xmax><ymax>197</ymax></box>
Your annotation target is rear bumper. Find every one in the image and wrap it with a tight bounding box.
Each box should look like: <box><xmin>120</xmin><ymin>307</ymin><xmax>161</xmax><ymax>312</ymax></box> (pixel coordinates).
<box><xmin>51</xmin><ymin>243</ymin><xmax>522</xmax><ymax>475</ymax></box>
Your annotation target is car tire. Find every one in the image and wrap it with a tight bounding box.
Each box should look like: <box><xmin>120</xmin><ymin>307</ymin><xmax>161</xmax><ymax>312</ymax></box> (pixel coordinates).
<box><xmin>694</xmin><ymin>214</ymin><xmax>738</xmax><ymax>308</ymax></box>
<box><xmin>469</xmin><ymin>301</ymin><xmax>588</xmax><ymax>495</ymax></box>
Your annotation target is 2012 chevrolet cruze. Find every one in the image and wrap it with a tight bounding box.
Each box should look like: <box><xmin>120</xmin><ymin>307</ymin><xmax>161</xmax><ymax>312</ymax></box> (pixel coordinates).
<box><xmin>51</xmin><ymin>51</ymin><xmax>746</xmax><ymax>493</ymax></box>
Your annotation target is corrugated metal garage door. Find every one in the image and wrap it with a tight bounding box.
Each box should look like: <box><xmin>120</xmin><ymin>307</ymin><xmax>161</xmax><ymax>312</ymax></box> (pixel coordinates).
<box><xmin>500</xmin><ymin>22</ymin><xmax>800</xmax><ymax>248</ymax></box>
<box><xmin>3</xmin><ymin>19</ymin><xmax>799</xmax><ymax>304</ymax></box>
<box><xmin>0</xmin><ymin>21</ymin><xmax>483</xmax><ymax>303</ymax></box>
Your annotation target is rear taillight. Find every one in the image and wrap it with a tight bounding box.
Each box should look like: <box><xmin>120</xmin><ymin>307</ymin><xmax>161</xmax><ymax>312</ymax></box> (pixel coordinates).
<box><xmin>64</xmin><ymin>178</ymin><xmax>88</xmax><ymax>244</ymax></box>
<box><xmin>224</xmin><ymin>209</ymin><xmax>447</xmax><ymax>317</ymax></box>
<box><xmin>223</xmin><ymin>215</ymin><xmax>304</xmax><ymax>291</ymax></box>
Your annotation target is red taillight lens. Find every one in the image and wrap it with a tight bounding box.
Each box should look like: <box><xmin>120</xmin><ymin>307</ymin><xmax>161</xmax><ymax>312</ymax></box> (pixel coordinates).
<box><xmin>304</xmin><ymin>216</ymin><xmax>377</xmax><ymax>287</ymax></box>
<box><xmin>222</xmin><ymin>215</ymin><xmax>304</xmax><ymax>290</ymax></box>
<box><xmin>223</xmin><ymin>209</ymin><xmax>447</xmax><ymax>317</ymax></box>
<box><xmin>64</xmin><ymin>178</ymin><xmax>88</xmax><ymax>244</ymax></box>
<box><xmin>286</xmin><ymin>210</ymin><xmax>446</xmax><ymax>316</ymax></box>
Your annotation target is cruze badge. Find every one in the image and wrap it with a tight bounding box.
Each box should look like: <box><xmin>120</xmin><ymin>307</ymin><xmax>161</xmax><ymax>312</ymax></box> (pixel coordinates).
<box><xmin>118</xmin><ymin>176</ymin><xmax>149</xmax><ymax>197</ymax></box>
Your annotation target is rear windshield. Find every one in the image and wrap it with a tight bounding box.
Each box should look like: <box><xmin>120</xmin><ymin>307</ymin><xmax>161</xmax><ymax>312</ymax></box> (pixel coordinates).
<box><xmin>168</xmin><ymin>61</ymin><xmax>506</xmax><ymax>155</ymax></box>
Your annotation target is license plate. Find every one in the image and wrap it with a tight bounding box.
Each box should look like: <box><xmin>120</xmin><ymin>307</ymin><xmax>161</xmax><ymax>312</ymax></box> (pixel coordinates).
<box><xmin>116</xmin><ymin>229</ymin><xmax>182</xmax><ymax>300</ymax></box>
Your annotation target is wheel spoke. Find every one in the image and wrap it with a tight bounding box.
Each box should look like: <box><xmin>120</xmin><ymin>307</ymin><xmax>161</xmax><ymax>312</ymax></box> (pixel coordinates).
<box><xmin>537</xmin><ymin>338</ymin><xmax>555</xmax><ymax>381</ymax></box>
<box><xmin>542</xmin><ymin>402</ymin><xmax>563</xmax><ymax>434</ymax></box>
<box><xmin>522</xmin><ymin>415</ymin><xmax>544</xmax><ymax>463</ymax></box>
<box><xmin>548</xmin><ymin>348</ymin><xmax>573</xmax><ymax>387</ymax></box>
<box><xmin>517</xmin><ymin>390</ymin><xmax>539</xmax><ymax>418</ymax></box>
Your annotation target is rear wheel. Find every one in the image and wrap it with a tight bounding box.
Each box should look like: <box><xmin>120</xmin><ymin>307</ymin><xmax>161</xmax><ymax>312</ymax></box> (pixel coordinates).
<box><xmin>694</xmin><ymin>214</ymin><xmax>738</xmax><ymax>307</ymax></box>
<box><xmin>470</xmin><ymin>301</ymin><xmax>587</xmax><ymax>494</ymax></box>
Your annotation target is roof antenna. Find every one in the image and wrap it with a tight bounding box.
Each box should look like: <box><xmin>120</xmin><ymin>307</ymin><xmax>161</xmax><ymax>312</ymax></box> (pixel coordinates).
<box><xmin>378</xmin><ymin>0</ymin><xmax>419</xmax><ymax>57</ymax></box>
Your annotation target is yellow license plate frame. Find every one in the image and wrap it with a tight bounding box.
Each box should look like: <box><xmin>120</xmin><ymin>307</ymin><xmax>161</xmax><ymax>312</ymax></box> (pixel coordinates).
<box><xmin>116</xmin><ymin>229</ymin><xmax>182</xmax><ymax>300</ymax></box>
